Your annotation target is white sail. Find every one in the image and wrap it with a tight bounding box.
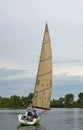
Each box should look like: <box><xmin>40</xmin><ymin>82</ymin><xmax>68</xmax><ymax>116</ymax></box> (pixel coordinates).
<box><xmin>32</xmin><ymin>23</ymin><xmax>52</xmax><ymax>110</ymax></box>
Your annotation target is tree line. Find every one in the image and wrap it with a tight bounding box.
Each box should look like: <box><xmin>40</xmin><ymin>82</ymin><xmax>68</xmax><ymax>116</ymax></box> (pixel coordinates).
<box><xmin>0</xmin><ymin>92</ymin><xmax>83</xmax><ymax>108</ymax></box>
<box><xmin>51</xmin><ymin>92</ymin><xmax>83</xmax><ymax>108</ymax></box>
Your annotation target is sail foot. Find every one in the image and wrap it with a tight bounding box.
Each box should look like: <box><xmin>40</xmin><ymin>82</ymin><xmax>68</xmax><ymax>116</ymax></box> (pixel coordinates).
<box><xmin>32</xmin><ymin>106</ymin><xmax>50</xmax><ymax>110</ymax></box>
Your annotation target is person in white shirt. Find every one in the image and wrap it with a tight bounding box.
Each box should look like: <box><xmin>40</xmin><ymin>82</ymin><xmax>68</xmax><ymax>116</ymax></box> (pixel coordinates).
<box><xmin>26</xmin><ymin>103</ymin><xmax>33</xmax><ymax>119</ymax></box>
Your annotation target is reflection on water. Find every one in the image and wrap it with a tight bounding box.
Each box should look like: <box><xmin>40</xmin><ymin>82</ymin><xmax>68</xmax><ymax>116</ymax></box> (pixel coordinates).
<box><xmin>18</xmin><ymin>125</ymin><xmax>37</xmax><ymax>130</ymax></box>
<box><xmin>17</xmin><ymin>124</ymin><xmax>45</xmax><ymax>130</ymax></box>
<box><xmin>0</xmin><ymin>108</ymin><xmax>83</xmax><ymax>130</ymax></box>
<box><xmin>63</xmin><ymin>109</ymin><xmax>83</xmax><ymax>130</ymax></box>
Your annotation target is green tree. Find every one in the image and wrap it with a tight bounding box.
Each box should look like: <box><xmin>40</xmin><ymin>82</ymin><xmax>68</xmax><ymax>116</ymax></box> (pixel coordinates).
<box><xmin>64</xmin><ymin>93</ymin><xmax>74</xmax><ymax>107</ymax></box>
<box><xmin>9</xmin><ymin>95</ymin><xmax>21</xmax><ymax>108</ymax></box>
<box><xmin>50</xmin><ymin>98</ymin><xmax>65</xmax><ymax>108</ymax></box>
<box><xmin>77</xmin><ymin>92</ymin><xmax>83</xmax><ymax>107</ymax></box>
<box><xmin>50</xmin><ymin>99</ymin><xmax>56</xmax><ymax>107</ymax></box>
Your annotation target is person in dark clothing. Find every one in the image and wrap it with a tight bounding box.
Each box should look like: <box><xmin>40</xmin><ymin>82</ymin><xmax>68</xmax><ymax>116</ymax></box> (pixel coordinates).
<box><xmin>33</xmin><ymin>109</ymin><xmax>39</xmax><ymax>118</ymax></box>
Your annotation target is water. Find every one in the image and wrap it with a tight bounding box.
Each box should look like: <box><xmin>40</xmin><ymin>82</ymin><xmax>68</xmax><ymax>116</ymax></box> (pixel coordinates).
<box><xmin>0</xmin><ymin>108</ymin><xmax>83</xmax><ymax>130</ymax></box>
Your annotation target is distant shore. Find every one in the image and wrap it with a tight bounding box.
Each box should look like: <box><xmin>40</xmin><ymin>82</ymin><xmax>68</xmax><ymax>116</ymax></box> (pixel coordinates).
<box><xmin>0</xmin><ymin>92</ymin><xmax>83</xmax><ymax>108</ymax></box>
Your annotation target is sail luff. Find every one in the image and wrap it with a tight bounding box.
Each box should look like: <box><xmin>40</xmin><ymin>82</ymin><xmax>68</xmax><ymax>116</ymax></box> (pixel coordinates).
<box><xmin>32</xmin><ymin>23</ymin><xmax>52</xmax><ymax>110</ymax></box>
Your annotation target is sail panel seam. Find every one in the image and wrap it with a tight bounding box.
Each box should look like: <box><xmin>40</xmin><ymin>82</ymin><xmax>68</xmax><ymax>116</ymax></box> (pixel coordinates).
<box><xmin>38</xmin><ymin>70</ymin><xmax>52</xmax><ymax>77</ymax></box>
<box><xmin>40</xmin><ymin>56</ymin><xmax>52</xmax><ymax>62</ymax></box>
<box><xmin>43</xmin><ymin>41</ymin><xmax>50</xmax><ymax>44</ymax></box>
<box><xmin>35</xmin><ymin>86</ymin><xmax>51</xmax><ymax>93</ymax></box>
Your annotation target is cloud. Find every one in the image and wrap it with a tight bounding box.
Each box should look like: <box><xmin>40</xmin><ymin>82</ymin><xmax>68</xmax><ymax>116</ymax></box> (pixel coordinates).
<box><xmin>0</xmin><ymin>0</ymin><xmax>83</xmax><ymax>99</ymax></box>
<box><xmin>53</xmin><ymin>59</ymin><xmax>83</xmax><ymax>65</ymax></box>
<box><xmin>0</xmin><ymin>68</ymin><xmax>35</xmax><ymax>97</ymax></box>
<box><xmin>0</xmin><ymin>66</ymin><xmax>37</xmax><ymax>97</ymax></box>
<box><xmin>0</xmin><ymin>67</ymin><xmax>83</xmax><ymax>99</ymax></box>
<box><xmin>53</xmin><ymin>64</ymin><xmax>83</xmax><ymax>77</ymax></box>
<box><xmin>0</xmin><ymin>77</ymin><xmax>35</xmax><ymax>97</ymax></box>
<box><xmin>52</xmin><ymin>73</ymin><xmax>83</xmax><ymax>100</ymax></box>
<box><xmin>0</xmin><ymin>68</ymin><xmax>25</xmax><ymax>78</ymax></box>
<box><xmin>0</xmin><ymin>0</ymin><xmax>83</xmax><ymax>70</ymax></box>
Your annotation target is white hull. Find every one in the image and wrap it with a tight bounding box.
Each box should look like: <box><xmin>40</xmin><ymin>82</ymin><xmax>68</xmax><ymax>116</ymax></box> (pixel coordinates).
<box><xmin>18</xmin><ymin>114</ymin><xmax>40</xmax><ymax>126</ymax></box>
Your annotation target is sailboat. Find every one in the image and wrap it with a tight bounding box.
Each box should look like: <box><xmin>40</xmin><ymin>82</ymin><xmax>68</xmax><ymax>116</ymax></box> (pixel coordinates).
<box><xmin>18</xmin><ymin>23</ymin><xmax>52</xmax><ymax>125</ymax></box>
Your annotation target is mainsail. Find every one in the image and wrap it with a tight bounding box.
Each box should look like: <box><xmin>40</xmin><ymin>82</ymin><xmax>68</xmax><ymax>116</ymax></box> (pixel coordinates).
<box><xmin>32</xmin><ymin>23</ymin><xmax>52</xmax><ymax>110</ymax></box>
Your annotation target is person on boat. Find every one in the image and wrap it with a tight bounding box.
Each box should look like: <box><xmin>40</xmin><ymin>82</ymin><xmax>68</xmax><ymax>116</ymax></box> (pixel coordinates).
<box><xmin>32</xmin><ymin>108</ymin><xmax>39</xmax><ymax>118</ymax></box>
<box><xmin>26</xmin><ymin>103</ymin><xmax>33</xmax><ymax>119</ymax></box>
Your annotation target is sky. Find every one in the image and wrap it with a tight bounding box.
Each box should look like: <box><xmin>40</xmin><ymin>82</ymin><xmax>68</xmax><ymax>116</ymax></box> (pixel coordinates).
<box><xmin>0</xmin><ymin>0</ymin><xmax>83</xmax><ymax>100</ymax></box>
